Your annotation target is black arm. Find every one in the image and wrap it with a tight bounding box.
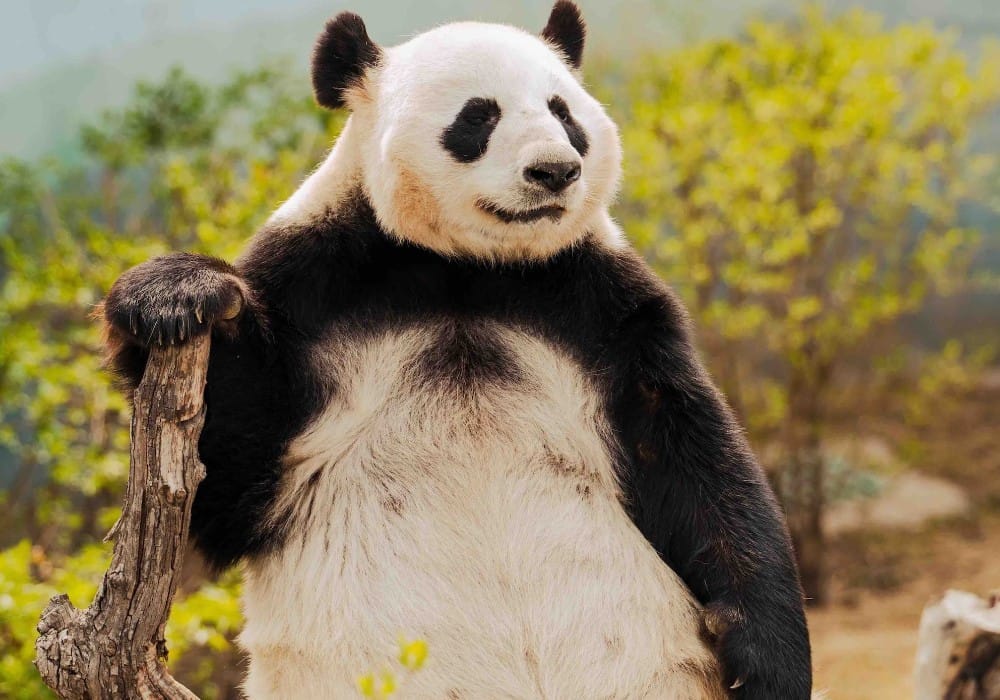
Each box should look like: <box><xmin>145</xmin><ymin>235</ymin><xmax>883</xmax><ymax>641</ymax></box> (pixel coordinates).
<box><xmin>607</xmin><ymin>290</ymin><xmax>812</xmax><ymax>699</ymax></box>
<box><xmin>100</xmin><ymin>251</ymin><xmax>293</xmax><ymax>570</ymax></box>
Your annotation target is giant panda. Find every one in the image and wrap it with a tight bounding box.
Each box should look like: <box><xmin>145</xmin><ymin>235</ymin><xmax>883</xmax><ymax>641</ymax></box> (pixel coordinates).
<box><xmin>102</xmin><ymin>2</ymin><xmax>812</xmax><ymax>698</ymax></box>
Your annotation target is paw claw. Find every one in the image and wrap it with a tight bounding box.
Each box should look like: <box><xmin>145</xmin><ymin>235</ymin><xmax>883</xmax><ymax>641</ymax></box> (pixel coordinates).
<box><xmin>106</xmin><ymin>255</ymin><xmax>246</xmax><ymax>347</ymax></box>
<box><xmin>730</xmin><ymin>678</ymin><xmax>744</xmax><ymax>689</ymax></box>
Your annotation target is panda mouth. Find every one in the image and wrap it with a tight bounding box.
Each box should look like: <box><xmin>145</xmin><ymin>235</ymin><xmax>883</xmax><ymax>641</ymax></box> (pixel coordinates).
<box><xmin>477</xmin><ymin>200</ymin><xmax>566</xmax><ymax>224</ymax></box>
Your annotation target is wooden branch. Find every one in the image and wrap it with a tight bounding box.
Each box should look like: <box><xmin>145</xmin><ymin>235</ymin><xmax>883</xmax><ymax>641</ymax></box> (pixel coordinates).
<box><xmin>914</xmin><ymin>589</ymin><xmax>1000</xmax><ymax>700</ymax></box>
<box><xmin>35</xmin><ymin>335</ymin><xmax>211</xmax><ymax>700</ymax></box>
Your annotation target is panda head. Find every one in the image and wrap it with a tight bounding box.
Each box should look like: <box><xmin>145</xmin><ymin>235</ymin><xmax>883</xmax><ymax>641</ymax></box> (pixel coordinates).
<box><xmin>311</xmin><ymin>1</ymin><xmax>622</xmax><ymax>261</ymax></box>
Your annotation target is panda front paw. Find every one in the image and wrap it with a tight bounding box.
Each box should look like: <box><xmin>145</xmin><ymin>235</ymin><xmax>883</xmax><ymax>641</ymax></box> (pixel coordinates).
<box><xmin>703</xmin><ymin>601</ymin><xmax>812</xmax><ymax>699</ymax></box>
<box><xmin>104</xmin><ymin>253</ymin><xmax>245</xmax><ymax>347</ymax></box>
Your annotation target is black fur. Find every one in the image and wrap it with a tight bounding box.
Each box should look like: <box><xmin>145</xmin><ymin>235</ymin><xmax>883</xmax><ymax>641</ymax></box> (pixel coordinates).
<box><xmin>548</xmin><ymin>95</ymin><xmax>589</xmax><ymax>157</ymax></box>
<box><xmin>103</xmin><ymin>194</ymin><xmax>811</xmax><ymax>698</ymax></box>
<box><xmin>416</xmin><ymin>321</ymin><xmax>523</xmax><ymax>390</ymax></box>
<box><xmin>103</xmin><ymin>253</ymin><xmax>245</xmax><ymax>347</ymax></box>
<box><xmin>440</xmin><ymin>97</ymin><xmax>502</xmax><ymax>163</ymax></box>
<box><xmin>541</xmin><ymin>1</ymin><xmax>586</xmax><ymax>70</ymax></box>
<box><xmin>311</xmin><ymin>12</ymin><xmax>381</xmax><ymax>109</ymax></box>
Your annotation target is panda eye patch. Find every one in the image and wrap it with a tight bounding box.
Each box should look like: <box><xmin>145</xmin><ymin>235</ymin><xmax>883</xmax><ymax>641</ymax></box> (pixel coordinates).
<box><xmin>441</xmin><ymin>97</ymin><xmax>502</xmax><ymax>163</ymax></box>
<box><xmin>548</xmin><ymin>95</ymin><xmax>590</xmax><ymax>158</ymax></box>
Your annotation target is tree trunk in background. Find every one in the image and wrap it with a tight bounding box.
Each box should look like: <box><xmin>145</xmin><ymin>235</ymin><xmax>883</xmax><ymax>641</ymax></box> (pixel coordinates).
<box><xmin>783</xmin><ymin>362</ymin><xmax>828</xmax><ymax>606</ymax></box>
<box><xmin>789</xmin><ymin>444</ymin><xmax>826</xmax><ymax>606</ymax></box>
<box><xmin>34</xmin><ymin>336</ymin><xmax>210</xmax><ymax>699</ymax></box>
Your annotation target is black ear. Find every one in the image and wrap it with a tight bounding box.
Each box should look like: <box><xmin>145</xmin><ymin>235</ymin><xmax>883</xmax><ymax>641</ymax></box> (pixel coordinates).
<box><xmin>541</xmin><ymin>1</ymin><xmax>586</xmax><ymax>70</ymax></box>
<box><xmin>312</xmin><ymin>12</ymin><xmax>382</xmax><ymax>109</ymax></box>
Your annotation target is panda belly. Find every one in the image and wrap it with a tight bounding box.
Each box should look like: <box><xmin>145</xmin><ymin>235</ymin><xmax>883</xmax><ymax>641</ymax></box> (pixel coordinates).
<box><xmin>239</xmin><ymin>321</ymin><xmax>722</xmax><ymax>699</ymax></box>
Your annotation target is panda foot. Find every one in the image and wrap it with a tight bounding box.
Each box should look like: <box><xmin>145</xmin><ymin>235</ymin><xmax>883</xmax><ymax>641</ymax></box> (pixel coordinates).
<box><xmin>702</xmin><ymin>601</ymin><xmax>812</xmax><ymax>699</ymax></box>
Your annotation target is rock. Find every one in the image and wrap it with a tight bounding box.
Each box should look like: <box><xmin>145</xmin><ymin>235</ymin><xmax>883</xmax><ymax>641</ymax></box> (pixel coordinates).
<box><xmin>824</xmin><ymin>472</ymin><xmax>971</xmax><ymax>536</ymax></box>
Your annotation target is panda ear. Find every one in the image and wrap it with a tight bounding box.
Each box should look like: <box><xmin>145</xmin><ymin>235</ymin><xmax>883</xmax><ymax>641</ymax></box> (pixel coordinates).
<box><xmin>541</xmin><ymin>1</ymin><xmax>586</xmax><ymax>70</ymax></box>
<box><xmin>312</xmin><ymin>12</ymin><xmax>382</xmax><ymax>110</ymax></box>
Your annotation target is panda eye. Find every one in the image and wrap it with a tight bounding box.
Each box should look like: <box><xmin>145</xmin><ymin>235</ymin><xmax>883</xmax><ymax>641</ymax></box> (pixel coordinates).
<box><xmin>458</xmin><ymin>98</ymin><xmax>501</xmax><ymax>128</ymax></box>
<box><xmin>465</xmin><ymin>112</ymin><xmax>493</xmax><ymax>126</ymax></box>
<box><xmin>548</xmin><ymin>96</ymin><xmax>573</xmax><ymax>123</ymax></box>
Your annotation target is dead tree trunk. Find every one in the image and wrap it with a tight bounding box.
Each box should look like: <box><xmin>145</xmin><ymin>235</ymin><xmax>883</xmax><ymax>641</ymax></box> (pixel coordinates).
<box><xmin>915</xmin><ymin>589</ymin><xmax>1000</xmax><ymax>700</ymax></box>
<box><xmin>35</xmin><ymin>335</ymin><xmax>211</xmax><ymax>700</ymax></box>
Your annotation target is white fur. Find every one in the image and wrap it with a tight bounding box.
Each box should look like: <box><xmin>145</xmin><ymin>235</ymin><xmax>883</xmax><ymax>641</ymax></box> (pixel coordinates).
<box><xmin>240</xmin><ymin>323</ymin><xmax>721</xmax><ymax>699</ymax></box>
<box><xmin>269</xmin><ymin>117</ymin><xmax>366</xmax><ymax>226</ymax></box>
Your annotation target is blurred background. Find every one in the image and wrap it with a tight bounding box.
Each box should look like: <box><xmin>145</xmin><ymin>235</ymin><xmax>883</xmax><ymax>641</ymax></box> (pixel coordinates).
<box><xmin>1</xmin><ymin>1</ymin><xmax>998</xmax><ymax>698</ymax></box>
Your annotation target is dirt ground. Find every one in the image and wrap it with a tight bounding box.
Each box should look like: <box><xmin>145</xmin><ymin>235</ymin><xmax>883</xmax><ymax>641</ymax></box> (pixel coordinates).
<box><xmin>809</xmin><ymin>514</ymin><xmax>1000</xmax><ymax>699</ymax></box>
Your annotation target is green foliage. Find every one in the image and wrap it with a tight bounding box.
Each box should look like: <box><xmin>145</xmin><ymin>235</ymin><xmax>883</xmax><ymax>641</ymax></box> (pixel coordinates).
<box><xmin>618</xmin><ymin>6</ymin><xmax>998</xmax><ymax>433</ymax></box>
<box><xmin>0</xmin><ymin>542</ymin><xmax>106</xmax><ymax>699</ymax></box>
<box><xmin>167</xmin><ymin>571</ymin><xmax>245</xmax><ymax>658</ymax></box>
<box><xmin>0</xmin><ymin>64</ymin><xmax>341</xmax><ymax>694</ymax></box>
<box><xmin>898</xmin><ymin>339</ymin><xmax>995</xmax><ymax>426</ymax></box>
<box><xmin>615</xmin><ymin>7</ymin><xmax>1000</xmax><ymax>437</ymax></box>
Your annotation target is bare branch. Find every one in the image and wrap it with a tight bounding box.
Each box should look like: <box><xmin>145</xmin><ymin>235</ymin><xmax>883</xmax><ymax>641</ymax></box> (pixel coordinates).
<box><xmin>35</xmin><ymin>335</ymin><xmax>210</xmax><ymax>699</ymax></box>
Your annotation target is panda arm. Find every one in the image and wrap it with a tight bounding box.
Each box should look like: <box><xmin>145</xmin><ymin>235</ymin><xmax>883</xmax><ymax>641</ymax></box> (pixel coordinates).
<box><xmin>100</xmin><ymin>252</ymin><xmax>287</xmax><ymax>565</ymax></box>
<box><xmin>607</xmin><ymin>290</ymin><xmax>812</xmax><ymax>699</ymax></box>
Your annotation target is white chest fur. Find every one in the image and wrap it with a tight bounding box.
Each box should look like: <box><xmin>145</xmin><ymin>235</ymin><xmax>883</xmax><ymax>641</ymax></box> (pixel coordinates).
<box><xmin>239</xmin><ymin>322</ymin><xmax>721</xmax><ymax>699</ymax></box>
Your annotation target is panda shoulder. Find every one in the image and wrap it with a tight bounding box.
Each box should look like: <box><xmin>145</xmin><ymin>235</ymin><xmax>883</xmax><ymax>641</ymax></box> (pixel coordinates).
<box><xmin>582</xmin><ymin>221</ymin><xmax>694</xmax><ymax>342</ymax></box>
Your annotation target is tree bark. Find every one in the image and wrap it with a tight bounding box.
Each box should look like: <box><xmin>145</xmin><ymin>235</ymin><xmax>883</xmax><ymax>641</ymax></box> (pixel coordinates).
<box><xmin>35</xmin><ymin>335</ymin><xmax>210</xmax><ymax>700</ymax></box>
<box><xmin>915</xmin><ymin>590</ymin><xmax>1000</xmax><ymax>700</ymax></box>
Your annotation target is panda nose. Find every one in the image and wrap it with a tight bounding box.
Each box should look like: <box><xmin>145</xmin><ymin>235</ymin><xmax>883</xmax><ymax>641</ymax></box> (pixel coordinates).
<box><xmin>523</xmin><ymin>160</ymin><xmax>582</xmax><ymax>193</ymax></box>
